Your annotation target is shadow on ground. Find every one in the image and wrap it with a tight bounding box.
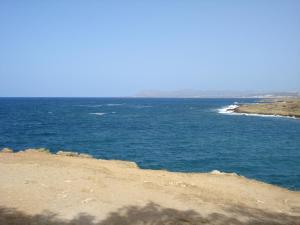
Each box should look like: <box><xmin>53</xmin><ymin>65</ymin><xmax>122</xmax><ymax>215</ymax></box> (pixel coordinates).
<box><xmin>0</xmin><ymin>202</ymin><xmax>299</xmax><ymax>225</ymax></box>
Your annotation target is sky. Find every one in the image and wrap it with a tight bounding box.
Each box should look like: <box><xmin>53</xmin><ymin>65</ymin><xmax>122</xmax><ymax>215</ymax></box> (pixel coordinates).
<box><xmin>0</xmin><ymin>0</ymin><xmax>299</xmax><ymax>97</ymax></box>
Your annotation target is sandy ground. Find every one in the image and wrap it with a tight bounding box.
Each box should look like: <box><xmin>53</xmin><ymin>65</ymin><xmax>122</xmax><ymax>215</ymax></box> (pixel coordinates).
<box><xmin>0</xmin><ymin>150</ymin><xmax>299</xmax><ymax>225</ymax></box>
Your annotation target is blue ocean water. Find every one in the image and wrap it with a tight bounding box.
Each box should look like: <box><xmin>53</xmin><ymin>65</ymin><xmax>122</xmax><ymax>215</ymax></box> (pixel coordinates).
<box><xmin>0</xmin><ymin>98</ymin><xmax>299</xmax><ymax>190</ymax></box>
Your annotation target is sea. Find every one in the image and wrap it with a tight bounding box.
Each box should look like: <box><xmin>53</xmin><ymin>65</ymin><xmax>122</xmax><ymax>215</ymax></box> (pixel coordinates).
<box><xmin>0</xmin><ymin>97</ymin><xmax>299</xmax><ymax>190</ymax></box>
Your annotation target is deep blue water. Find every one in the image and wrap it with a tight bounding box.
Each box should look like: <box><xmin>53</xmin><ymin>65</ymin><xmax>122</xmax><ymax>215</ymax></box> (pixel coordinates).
<box><xmin>0</xmin><ymin>98</ymin><xmax>299</xmax><ymax>190</ymax></box>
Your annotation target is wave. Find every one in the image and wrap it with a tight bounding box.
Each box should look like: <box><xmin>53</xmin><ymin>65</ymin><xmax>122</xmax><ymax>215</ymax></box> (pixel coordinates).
<box><xmin>89</xmin><ymin>112</ymin><xmax>106</xmax><ymax>116</ymax></box>
<box><xmin>76</xmin><ymin>105</ymin><xmax>103</xmax><ymax>107</ymax></box>
<box><xmin>218</xmin><ymin>105</ymin><xmax>239</xmax><ymax>114</ymax></box>
<box><xmin>134</xmin><ymin>105</ymin><xmax>153</xmax><ymax>108</ymax></box>
<box><xmin>106</xmin><ymin>103</ymin><xmax>123</xmax><ymax>106</ymax></box>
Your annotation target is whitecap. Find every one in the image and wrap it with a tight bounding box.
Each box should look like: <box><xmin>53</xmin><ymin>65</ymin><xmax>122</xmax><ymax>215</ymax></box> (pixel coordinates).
<box><xmin>76</xmin><ymin>105</ymin><xmax>103</xmax><ymax>107</ymax></box>
<box><xmin>89</xmin><ymin>113</ymin><xmax>106</xmax><ymax>116</ymax></box>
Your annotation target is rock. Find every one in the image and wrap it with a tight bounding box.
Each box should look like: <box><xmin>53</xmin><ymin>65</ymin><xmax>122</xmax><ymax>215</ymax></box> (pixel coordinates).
<box><xmin>1</xmin><ymin>147</ymin><xmax>13</xmax><ymax>153</ymax></box>
<box><xmin>210</xmin><ymin>170</ymin><xmax>239</xmax><ymax>176</ymax></box>
<box><xmin>210</xmin><ymin>170</ymin><xmax>223</xmax><ymax>175</ymax></box>
<box><xmin>56</xmin><ymin>151</ymin><xmax>93</xmax><ymax>158</ymax></box>
<box><xmin>56</xmin><ymin>151</ymin><xmax>79</xmax><ymax>157</ymax></box>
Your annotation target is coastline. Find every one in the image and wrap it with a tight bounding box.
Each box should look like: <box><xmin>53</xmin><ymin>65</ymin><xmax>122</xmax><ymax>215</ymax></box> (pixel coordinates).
<box><xmin>0</xmin><ymin>149</ymin><xmax>300</xmax><ymax>224</ymax></box>
<box><xmin>218</xmin><ymin>100</ymin><xmax>300</xmax><ymax>119</ymax></box>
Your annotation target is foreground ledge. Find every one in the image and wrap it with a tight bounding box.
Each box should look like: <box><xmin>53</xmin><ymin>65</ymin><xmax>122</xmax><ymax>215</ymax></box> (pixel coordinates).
<box><xmin>0</xmin><ymin>149</ymin><xmax>299</xmax><ymax>225</ymax></box>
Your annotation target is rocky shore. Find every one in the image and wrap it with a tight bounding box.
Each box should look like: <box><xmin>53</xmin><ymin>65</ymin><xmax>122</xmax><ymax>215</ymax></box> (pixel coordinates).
<box><xmin>0</xmin><ymin>148</ymin><xmax>300</xmax><ymax>225</ymax></box>
<box><xmin>233</xmin><ymin>99</ymin><xmax>300</xmax><ymax>118</ymax></box>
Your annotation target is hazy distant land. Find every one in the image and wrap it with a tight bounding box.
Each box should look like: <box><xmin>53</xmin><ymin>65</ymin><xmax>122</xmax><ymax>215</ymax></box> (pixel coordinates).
<box><xmin>135</xmin><ymin>90</ymin><xmax>300</xmax><ymax>98</ymax></box>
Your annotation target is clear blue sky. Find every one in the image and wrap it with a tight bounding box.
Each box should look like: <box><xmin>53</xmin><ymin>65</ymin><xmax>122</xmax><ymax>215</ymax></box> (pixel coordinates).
<box><xmin>0</xmin><ymin>0</ymin><xmax>299</xmax><ymax>97</ymax></box>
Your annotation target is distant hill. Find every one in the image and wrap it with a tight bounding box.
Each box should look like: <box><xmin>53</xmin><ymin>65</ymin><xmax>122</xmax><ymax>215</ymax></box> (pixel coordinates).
<box><xmin>135</xmin><ymin>90</ymin><xmax>300</xmax><ymax>98</ymax></box>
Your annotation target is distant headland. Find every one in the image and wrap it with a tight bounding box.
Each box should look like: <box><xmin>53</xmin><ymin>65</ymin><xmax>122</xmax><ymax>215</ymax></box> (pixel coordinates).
<box><xmin>135</xmin><ymin>90</ymin><xmax>300</xmax><ymax>98</ymax></box>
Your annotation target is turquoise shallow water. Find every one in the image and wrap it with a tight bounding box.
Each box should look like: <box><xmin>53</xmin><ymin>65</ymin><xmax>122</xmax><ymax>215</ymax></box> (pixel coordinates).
<box><xmin>0</xmin><ymin>97</ymin><xmax>299</xmax><ymax>190</ymax></box>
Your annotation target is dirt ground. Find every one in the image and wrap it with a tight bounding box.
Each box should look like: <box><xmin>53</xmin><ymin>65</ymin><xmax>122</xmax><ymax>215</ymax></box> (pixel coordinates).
<box><xmin>0</xmin><ymin>150</ymin><xmax>299</xmax><ymax>225</ymax></box>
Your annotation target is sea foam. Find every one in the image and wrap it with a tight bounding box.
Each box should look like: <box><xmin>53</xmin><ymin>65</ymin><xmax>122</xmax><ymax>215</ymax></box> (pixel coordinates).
<box><xmin>236</xmin><ymin>112</ymin><xmax>297</xmax><ymax>119</ymax></box>
<box><xmin>218</xmin><ymin>105</ymin><xmax>239</xmax><ymax>114</ymax></box>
